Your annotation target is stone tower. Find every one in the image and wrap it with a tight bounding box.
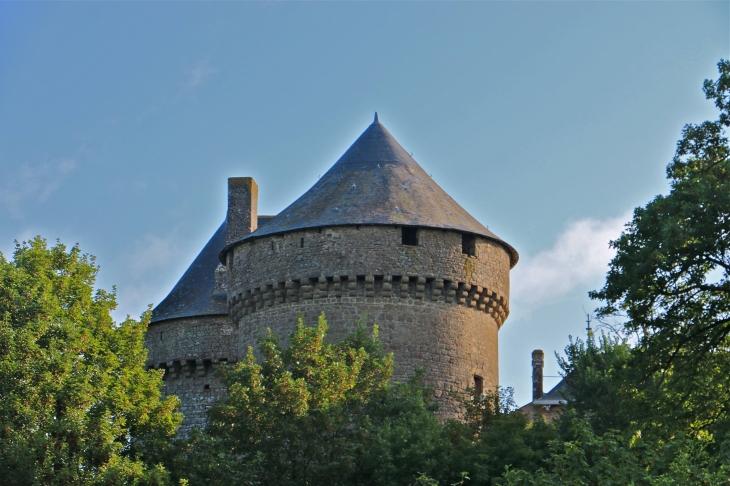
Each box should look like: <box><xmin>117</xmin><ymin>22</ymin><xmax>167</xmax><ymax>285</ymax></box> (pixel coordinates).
<box><xmin>146</xmin><ymin>115</ymin><xmax>518</xmax><ymax>432</ymax></box>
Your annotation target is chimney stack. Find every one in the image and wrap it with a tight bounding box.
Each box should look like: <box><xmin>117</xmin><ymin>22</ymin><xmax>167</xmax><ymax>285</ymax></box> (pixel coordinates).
<box><xmin>227</xmin><ymin>177</ymin><xmax>258</xmax><ymax>246</ymax></box>
<box><xmin>532</xmin><ymin>350</ymin><xmax>544</xmax><ymax>402</ymax></box>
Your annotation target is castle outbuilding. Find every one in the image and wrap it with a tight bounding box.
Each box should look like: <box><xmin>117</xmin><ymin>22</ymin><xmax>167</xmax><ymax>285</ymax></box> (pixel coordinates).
<box><xmin>518</xmin><ymin>350</ymin><xmax>568</xmax><ymax>423</ymax></box>
<box><xmin>145</xmin><ymin>115</ymin><xmax>518</xmax><ymax>433</ymax></box>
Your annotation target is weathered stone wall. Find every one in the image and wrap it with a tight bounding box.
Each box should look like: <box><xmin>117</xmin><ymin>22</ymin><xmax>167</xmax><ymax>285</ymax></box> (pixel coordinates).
<box><xmin>518</xmin><ymin>403</ymin><xmax>565</xmax><ymax>424</ymax></box>
<box><xmin>227</xmin><ymin>225</ymin><xmax>511</xmax><ymax>416</ymax></box>
<box><xmin>236</xmin><ymin>299</ymin><xmax>499</xmax><ymax>416</ymax></box>
<box><xmin>228</xmin><ymin>226</ymin><xmax>510</xmax><ymax>300</ymax></box>
<box><xmin>145</xmin><ymin>315</ymin><xmax>237</xmax><ymax>435</ymax></box>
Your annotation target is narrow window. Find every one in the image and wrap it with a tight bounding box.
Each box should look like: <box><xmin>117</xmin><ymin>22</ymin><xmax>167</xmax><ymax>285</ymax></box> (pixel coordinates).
<box><xmin>300</xmin><ymin>238</ymin><xmax>304</xmax><ymax>248</ymax></box>
<box><xmin>462</xmin><ymin>234</ymin><xmax>476</xmax><ymax>256</ymax></box>
<box><xmin>402</xmin><ymin>227</ymin><xmax>418</xmax><ymax>246</ymax></box>
<box><xmin>473</xmin><ymin>375</ymin><xmax>484</xmax><ymax>396</ymax></box>
<box><xmin>159</xmin><ymin>331</ymin><xmax>163</xmax><ymax>341</ymax></box>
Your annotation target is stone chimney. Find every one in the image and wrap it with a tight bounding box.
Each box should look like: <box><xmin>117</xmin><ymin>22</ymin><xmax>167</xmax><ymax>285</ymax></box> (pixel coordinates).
<box><xmin>532</xmin><ymin>350</ymin><xmax>544</xmax><ymax>402</ymax></box>
<box><xmin>227</xmin><ymin>177</ymin><xmax>258</xmax><ymax>246</ymax></box>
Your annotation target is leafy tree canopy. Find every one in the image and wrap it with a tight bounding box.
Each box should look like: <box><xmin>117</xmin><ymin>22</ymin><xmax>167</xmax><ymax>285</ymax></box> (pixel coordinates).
<box><xmin>172</xmin><ymin>314</ymin><xmax>556</xmax><ymax>486</ymax></box>
<box><xmin>590</xmin><ymin>59</ymin><xmax>730</xmax><ymax>434</ymax></box>
<box><xmin>502</xmin><ymin>60</ymin><xmax>730</xmax><ymax>485</ymax></box>
<box><xmin>0</xmin><ymin>237</ymin><xmax>180</xmax><ymax>486</ymax></box>
<box><xmin>500</xmin><ymin>418</ymin><xmax>730</xmax><ymax>486</ymax></box>
<box><xmin>500</xmin><ymin>334</ymin><xmax>730</xmax><ymax>485</ymax></box>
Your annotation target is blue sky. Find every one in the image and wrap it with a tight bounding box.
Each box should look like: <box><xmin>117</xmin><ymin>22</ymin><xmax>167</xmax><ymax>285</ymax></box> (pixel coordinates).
<box><xmin>1</xmin><ymin>1</ymin><xmax>728</xmax><ymax>405</ymax></box>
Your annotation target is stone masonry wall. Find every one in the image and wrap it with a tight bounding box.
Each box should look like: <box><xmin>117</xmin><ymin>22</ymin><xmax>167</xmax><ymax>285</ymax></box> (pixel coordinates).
<box><xmin>228</xmin><ymin>226</ymin><xmax>510</xmax><ymax>299</ymax></box>
<box><xmin>145</xmin><ymin>315</ymin><xmax>237</xmax><ymax>435</ymax></box>
<box><xmin>237</xmin><ymin>299</ymin><xmax>499</xmax><ymax>417</ymax></box>
<box><xmin>227</xmin><ymin>226</ymin><xmax>511</xmax><ymax>416</ymax></box>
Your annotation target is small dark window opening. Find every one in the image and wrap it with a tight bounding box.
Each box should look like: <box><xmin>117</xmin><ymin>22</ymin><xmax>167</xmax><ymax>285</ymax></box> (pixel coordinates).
<box><xmin>473</xmin><ymin>375</ymin><xmax>484</xmax><ymax>396</ymax></box>
<box><xmin>204</xmin><ymin>384</ymin><xmax>210</xmax><ymax>390</ymax></box>
<box><xmin>462</xmin><ymin>234</ymin><xmax>476</xmax><ymax>256</ymax></box>
<box><xmin>402</xmin><ymin>227</ymin><xmax>418</xmax><ymax>246</ymax></box>
<box><xmin>159</xmin><ymin>331</ymin><xmax>163</xmax><ymax>341</ymax></box>
<box><xmin>300</xmin><ymin>238</ymin><xmax>304</xmax><ymax>248</ymax></box>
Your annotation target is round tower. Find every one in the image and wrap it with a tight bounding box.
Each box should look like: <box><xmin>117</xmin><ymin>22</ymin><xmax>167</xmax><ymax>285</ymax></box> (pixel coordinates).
<box><xmin>222</xmin><ymin>115</ymin><xmax>518</xmax><ymax>415</ymax></box>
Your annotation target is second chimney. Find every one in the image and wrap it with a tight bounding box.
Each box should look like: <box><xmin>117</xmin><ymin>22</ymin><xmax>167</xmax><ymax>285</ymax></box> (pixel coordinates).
<box><xmin>532</xmin><ymin>349</ymin><xmax>544</xmax><ymax>402</ymax></box>
<box><xmin>227</xmin><ymin>177</ymin><xmax>258</xmax><ymax>246</ymax></box>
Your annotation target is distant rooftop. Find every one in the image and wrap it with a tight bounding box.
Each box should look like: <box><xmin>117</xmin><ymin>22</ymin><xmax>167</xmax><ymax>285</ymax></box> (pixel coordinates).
<box><xmin>533</xmin><ymin>379</ymin><xmax>569</xmax><ymax>406</ymax></box>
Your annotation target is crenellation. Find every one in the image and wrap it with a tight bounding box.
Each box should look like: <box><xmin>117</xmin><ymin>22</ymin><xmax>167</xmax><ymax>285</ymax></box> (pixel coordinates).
<box><xmin>317</xmin><ymin>276</ymin><xmax>328</xmax><ymax>298</ymax></box>
<box><xmin>333</xmin><ymin>275</ymin><xmax>342</xmax><ymax>296</ymax></box>
<box><xmin>365</xmin><ymin>275</ymin><xmax>375</xmax><ymax>297</ymax></box>
<box><xmin>224</xmin><ymin>271</ymin><xmax>509</xmax><ymax>325</ymax></box>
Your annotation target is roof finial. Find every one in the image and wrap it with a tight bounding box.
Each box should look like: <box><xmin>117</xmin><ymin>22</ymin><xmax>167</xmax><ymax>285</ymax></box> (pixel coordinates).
<box><xmin>374</xmin><ymin>112</ymin><xmax>379</xmax><ymax>123</ymax></box>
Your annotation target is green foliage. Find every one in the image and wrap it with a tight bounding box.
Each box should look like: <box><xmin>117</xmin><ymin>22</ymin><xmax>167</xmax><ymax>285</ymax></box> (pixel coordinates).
<box><xmin>443</xmin><ymin>387</ymin><xmax>557</xmax><ymax>484</ymax></box>
<box><xmin>590</xmin><ymin>59</ymin><xmax>730</xmax><ymax>434</ymax></box>
<box><xmin>557</xmin><ymin>333</ymin><xmax>638</xmax><ymax>435</ymax></box>
<box><xmin>174</xmin><ymin>313</ymin><xmax>396</xmax><ymax>485</ymax></box>
<box><xmin>500</xmin><ymin>419</ymin><xmax>730</xmax><ymax>486</ymax></box>
<box><xmin>173</xmin><ymin>315</ymin><xmax>556</xmax><ymax>486</ymax></box>
<box><xmin>0</xmin><ymin>237</ymin><xmax>180</xmax><ymax>486</ymax></box>
<box><xmin>503</xmin><ymin>59</ymin><xmax>730</xmax><ymax>481</ymax></box>
<box><xmin>502</xmin><ymin>331</ymin><xmax>730</xmax><ymax>485</ymax></box>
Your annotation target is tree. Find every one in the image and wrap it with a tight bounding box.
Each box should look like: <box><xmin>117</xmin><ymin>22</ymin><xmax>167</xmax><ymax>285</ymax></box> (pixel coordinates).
<box><xmin>555</xmin><ymin>333</ymin><xmax>638</xmax><ymax>435</ymax></box>
<box><xmin>174</xmin><ymin>314</ymin><xmax>558</xmax><ymax>486</ymax></box>
<box><xmin>176</xmin><ymin>313</ymin><xmax>398</xmax><ymax>486</ymax></box>
<box><xmin>590</xmin><ymin>59</ymin><xmax>730</xmax><ymax>435</ymax></box>
<box><xmin>499</xmin><ymin>336</ymin><xmax>730</xmax><ymax>485</ymax></box>
<box><xmin>0</xmin><ymin>237</ymin><xmax>180</xmax><ymax>486</ymax></box>
<box><xmin>500</xmin><ymin>418</ymin><xmax>730</xmax><ymax>486</ymax></box>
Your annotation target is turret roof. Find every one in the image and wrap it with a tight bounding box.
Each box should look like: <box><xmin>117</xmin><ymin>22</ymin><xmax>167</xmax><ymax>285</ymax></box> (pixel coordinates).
<box><xmin>225</xmin><ymin>115</ymin><xmax>518</xmax><ymax>267</ymax></box>
<box><xmin>151</xmin><ymin>216</ymin><xmax>274</xmax><ymax>323</ymax></box>
<box><xmin>154</xmin><ymin>116</ymin><xmax>518</xmax><ymax>324</ymax></box>
<box><xmin>151</xmin><ymin>221</ymin><xmax>228</xmax><ymax>323</ymax></box>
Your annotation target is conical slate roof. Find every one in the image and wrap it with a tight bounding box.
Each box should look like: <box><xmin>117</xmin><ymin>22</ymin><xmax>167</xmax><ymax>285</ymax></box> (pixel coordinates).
<box><xmin>151</xmin><ymin>221</ymin><xmax>228</xmax><ymax>323</ymax></box>
<box><xmin>230</xmin><ymin>115</ymin><xmax>518</xmax><ymax>267</ymax></box>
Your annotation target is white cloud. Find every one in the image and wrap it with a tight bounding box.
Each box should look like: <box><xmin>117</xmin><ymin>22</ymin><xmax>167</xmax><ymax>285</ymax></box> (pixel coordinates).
<box><xmin>510</xmin><ymin>213</ymin><xmax>630</xmax><ymax>316</ymax></box>
<box><xmin>182</xmin><ymin>59</ymin><xmax>216</xmax><ymax>91</ymax></box>
<box><xmin>0</xmin><ymin>159</ymin><xmax>76</xmax><ymax>219</ymax></box>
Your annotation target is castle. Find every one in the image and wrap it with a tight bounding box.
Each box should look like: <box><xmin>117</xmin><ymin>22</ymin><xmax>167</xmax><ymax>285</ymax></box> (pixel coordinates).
<box><xmin>145</xmin><ymin>115</ymin><xmax>519</xmax><ymax>433</ymax></box>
